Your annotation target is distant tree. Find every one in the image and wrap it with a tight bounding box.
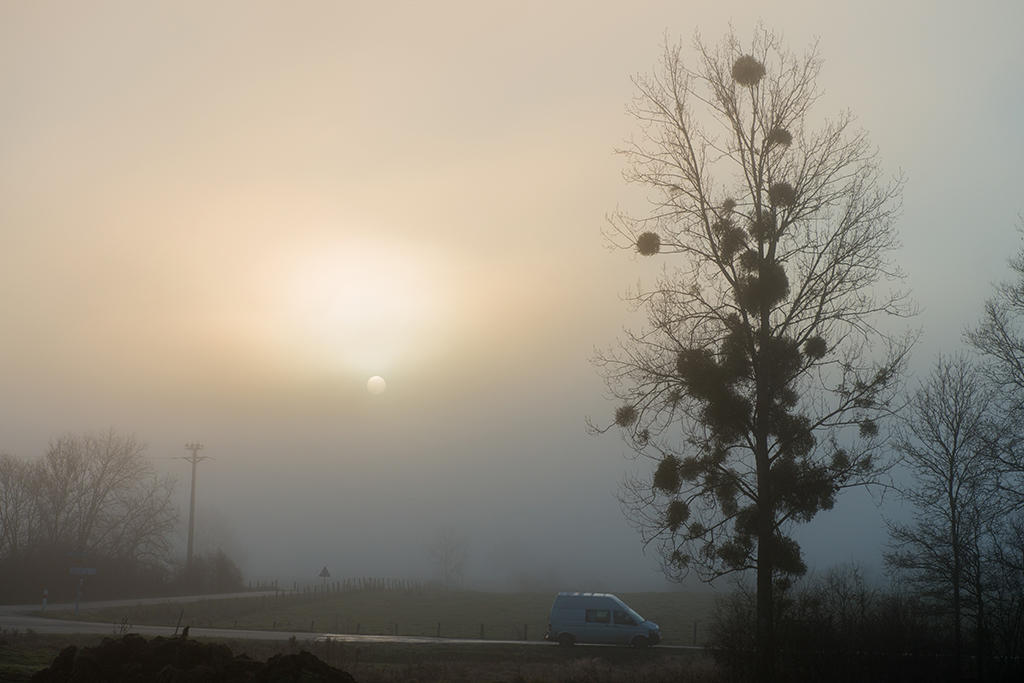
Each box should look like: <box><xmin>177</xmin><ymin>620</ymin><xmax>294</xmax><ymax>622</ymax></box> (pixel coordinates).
<box><xmin>885</xmin><ymin>355</ymin><xmax>1000</xmax><ymax>680</ymax></box>
<box><xmin>596</xmin><ymin>27</ymin><xmax>912</xmax><ymax>680</ymax></box>
<box><xmin>427</xmin><ymin>529</ymin><xmax>469</xmax><ymax>589</ymax></box>
<box><xmin>968</xmin><ymin>225</ymin><xmax>1024</xmax><ymax>506</ymax></box>
<box><xmin>33</xmin><ymin>431</ymin><xmax>177</xmax><ymax>560</ymax></box>
<box><xmin>986</xmin><ymin>516</ymin><xmax>1024</xmax><ymax>672</ymax></box>
<box><xmin>178</xmin><ymin>548</ymin><xmax>244</xmax><ymax>594</ymax></box>
<box><xmin>0</xmin><ymin>431</ymin><xmax>178</xmax><ymax>601</ymax></box>
<box><xmin>0</xmin><ymin>453</ymin><xmax>38</xmax><ymax>558</ymax></box>
<box><xmin>966</xmin><ymin>225</ymin><xmax>1024</xmax><ymax>673</ymax></box>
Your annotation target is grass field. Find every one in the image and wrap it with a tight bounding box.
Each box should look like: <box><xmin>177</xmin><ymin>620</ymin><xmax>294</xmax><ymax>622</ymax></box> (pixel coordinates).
<box><xmin>0</xmin><ymin>632</ymin><xmax>99</xmax><ymax>682</ymax></box>
<box><xmin>0</xmin><ymin>632</ymin><xmax>718</xmax><ymax>683</ymax></box>
<box><xmin>43</xmin><ymin>589</ymin><xmax>720</xmax><ymax>646</ymax></box>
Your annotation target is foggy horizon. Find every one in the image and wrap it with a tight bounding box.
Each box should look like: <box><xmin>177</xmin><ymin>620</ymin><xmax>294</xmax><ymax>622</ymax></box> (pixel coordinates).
<box><xmin>3</xmin><ymin>1</ymin><xmax>1023</xmax><ymax>595</ymax></box>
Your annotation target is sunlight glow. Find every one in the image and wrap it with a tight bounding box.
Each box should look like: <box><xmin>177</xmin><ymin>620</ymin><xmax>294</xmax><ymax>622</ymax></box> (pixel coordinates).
<box><xmin>282</xmin><ymin>240</ymin><xmax>447</xmax><ymax>375</ymax></box>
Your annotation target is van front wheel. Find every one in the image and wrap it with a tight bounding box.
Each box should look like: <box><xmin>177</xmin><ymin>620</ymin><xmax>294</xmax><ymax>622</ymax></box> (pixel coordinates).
<box><xmin>631</xmin><ymin>636</ymin><xmax>650</xmax><ymax>649</ymax></box>
<box><xmin>557</xmin><ymin>634</ymin><xmax>575</xmax><ymax>647</ymax></box>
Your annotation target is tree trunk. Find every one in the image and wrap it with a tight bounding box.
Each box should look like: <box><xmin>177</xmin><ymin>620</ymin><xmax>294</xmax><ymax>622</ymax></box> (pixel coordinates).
<box><xmin>951</xmin><ymin>523</ymin><xmax>962</xmax><ymax>680</ymax></box>
<box><xmin>756</xmin><ymin>519</ymin><xmax>775</xmax><ymax>682</ymax></box>
<box><xmin>755</xmin><ymin>304</ymin><xmax>775</xmax><ymax>683</ymax></box>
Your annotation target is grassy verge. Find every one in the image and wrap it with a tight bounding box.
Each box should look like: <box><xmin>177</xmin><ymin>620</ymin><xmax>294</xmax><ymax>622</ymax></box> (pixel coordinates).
<box><xmin>42</xmin><ymin>589</ymin><xmax>719</xmax><ymax>646</ymax></box>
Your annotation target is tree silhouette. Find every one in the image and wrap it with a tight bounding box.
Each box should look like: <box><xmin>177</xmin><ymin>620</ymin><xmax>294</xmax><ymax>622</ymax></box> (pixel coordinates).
<box><xmin>969</xmin><ymin>225</ymin><xmax>1024</xmax><ymax>508</ymax></box>
<box><xmin>596</xmin><ymin>28</ymin><xmax>912</xmax><ymax>679</ymax></box>
<box><xmin>886</xmin><ymin>355</ymin><xmax>999</xmax><ymax>680</ymax></box>
<box><xmin>427</xmin><ymin>529</ymin><xmax>469</xmax><ymax>589</ymax></box>
<box><xmin>0</xmin><ymin>431</ymin><xmax>179</xmax><ymax>601</ymax></box>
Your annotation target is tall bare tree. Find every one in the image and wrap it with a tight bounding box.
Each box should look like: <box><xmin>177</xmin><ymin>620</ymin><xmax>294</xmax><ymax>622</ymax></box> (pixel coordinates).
<box><xmin>886</xmin><ymin>355</ymin><xmax>999</xmax><ymax>680</ymax></box>
<box><xmin>969</xmin><ymin>225</ymin><xmax>1024</xmax><ymax>507</ymax></box>
<box><xmin>596</xmin><ymin>28</ymin><xmax>912</xmax><ymax>679</ymax></box>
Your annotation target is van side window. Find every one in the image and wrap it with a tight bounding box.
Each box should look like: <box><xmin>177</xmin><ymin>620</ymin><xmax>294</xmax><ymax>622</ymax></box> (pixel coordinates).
<box><xmin>585</xmin><ymin>609</ymin><xmax>610</xmax><ymax>624</ymax></box>
<box><xmin>613</xmin><ymin>610</ymin><xmax>637</xmax><ymax>626</ymax></box>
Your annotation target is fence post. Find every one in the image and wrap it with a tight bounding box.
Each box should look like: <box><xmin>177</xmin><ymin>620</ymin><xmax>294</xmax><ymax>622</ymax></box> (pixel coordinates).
<box><xmin>480</xmin><ymin>624</ymin><xmax>485</xmax><ymax>640</ymax></box>
<box><xmin>693</xmin><ymin>621</ymin><xmax>698</xmax><ymax>645</ymax></box>
<box><xmin>437</xmin><ymin>622</ymin><xmax>441</xmax><ymax>638</ymax></box>
<box><xmin>524</xmin><ymin>624</ymin><xmax>528</xmax><ymax>641</ymax></box>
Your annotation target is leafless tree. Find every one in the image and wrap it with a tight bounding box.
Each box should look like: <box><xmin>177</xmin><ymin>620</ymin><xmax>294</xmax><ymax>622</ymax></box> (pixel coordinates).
<box><xmin>885</xmin><ymin>355</ymin><xmax>999</xmax><ymax>680</ymax></box>
<box><xmin>595</xmin><ymin>27</ymin><xmax>912</xmax><ymax>679</ymax></box>
<box><xmin>32</xmin><ymin>430</ymin><xmax>177</xmax><ymax>560</ymax></box>
<box><xmin>968</xmin><ymin>223</ymin><xmax>1024</xmax><ymax>508</ymax></box>
<box><xmin>0</xmin><ymin>453</ymin><xmax>38</xmax><ymax>558</ymax></box>
<box><xmin>427</xmin><ymin>529</ymin><xmax>468</xmax><ymax>589</ymax></box>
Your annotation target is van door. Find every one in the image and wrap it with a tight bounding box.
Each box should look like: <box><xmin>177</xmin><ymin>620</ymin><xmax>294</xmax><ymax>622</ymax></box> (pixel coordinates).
<box><xmin>612</xmin><ymin>608</ymin><xmax>641</xmax><ymax>645</ymax></box>
<box><xmin>583</xmin><ymin>606</ymin><xmax>615</xmax><ymax>643</ymax></box>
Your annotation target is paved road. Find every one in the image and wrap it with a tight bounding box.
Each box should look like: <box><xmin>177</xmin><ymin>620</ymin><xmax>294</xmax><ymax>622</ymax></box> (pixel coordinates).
<box><xmin>0</xmin><ymin>593</ymin><xmax>553</xmax><ymax>645</ymax></box>
<box><xmin>0</xmin><ymin>592</ymin><xmax>315</xmax><ymax>642</ymax></box>
<box><xmin>0</xmin><ymin>594</ymin><xmax>703</xmax><ymax>650</ymax></box>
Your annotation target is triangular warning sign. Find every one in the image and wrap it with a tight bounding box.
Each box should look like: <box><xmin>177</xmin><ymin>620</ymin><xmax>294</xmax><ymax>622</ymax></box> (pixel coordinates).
<box><xmin>319</xmin><ymin>566</ymin><xmax>331</xmax><ymax>578</ymax></box>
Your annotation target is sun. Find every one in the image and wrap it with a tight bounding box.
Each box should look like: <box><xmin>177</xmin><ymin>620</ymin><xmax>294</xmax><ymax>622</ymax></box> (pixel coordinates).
<box><xmin>367</xmin><ymin>375</ymin><xmax>387</xmax><ymax>395</ymax></box>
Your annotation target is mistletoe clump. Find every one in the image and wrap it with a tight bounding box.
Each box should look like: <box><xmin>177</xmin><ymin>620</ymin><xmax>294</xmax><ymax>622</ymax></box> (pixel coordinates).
<box><xmin>615</xmin><ymin>404</ymin><xmax>638</xmax><ymax>427</ymax></box>
<box><xmin>803</xmin><ymin>336</ymin><xmax>827</xmax><ymax>359</ymax></box>
<box><xmin>666</xmin><ymin>500</ymin><xmax>691</xmax><ymax>531</ymax></box>
<box><xmin>713</xmin><ymin>219</ymin><xmax>747</xmax><ymax>261</ymax></box>
<box><xmin>748</xmin><ymin>214</ymin><xmax>777</xmax><ymax>241</ymax></box>
<box><xmin>859</xmin><ymin>419</ymin><xmax>879</xmax><ymax>438</ymax></box>
<box><xmin>732</xmin><ymin>54</ymin><xmax>766</xmax><ymax>86</ymax></box>
<box><xmin>636</xmin><ymin>231</ymin><xmax>661</xmax><ymax>255</ymax></box>
<box><xmin>767</xmin><ymin>126</ymin><xmax>793</xmax><ymax>147</ymax></box>
<box><xmin>769</xmin><ymin>182</ymin><xmax>797</xmax><ymax>207</ymax></box>
<box><xmin>735</xmin><ymin>252</ymin><xmax>791</xmax><ymax>312</ymax></box>
<box><xmin>676</xmin><ymin>348</ymin><xmax>752</xmax><ymax>444</ymax></box>
<box><xmin>654</xmin><ymin>455</ymin><xmax>683</xmax><ymax>493</ymax></box>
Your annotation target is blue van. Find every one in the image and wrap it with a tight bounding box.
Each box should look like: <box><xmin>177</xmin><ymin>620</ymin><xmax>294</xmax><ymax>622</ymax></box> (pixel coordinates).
<box><xmin>545</xmin><ymin>592</ymin><xmax>661</xmax><ymax>647</ymax></box>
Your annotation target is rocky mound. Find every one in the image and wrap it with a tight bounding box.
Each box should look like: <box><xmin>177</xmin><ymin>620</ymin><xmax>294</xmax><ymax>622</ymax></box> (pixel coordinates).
<box><xmin>30</xmin><ymin>633</ymin><xmax>357</xmax><ymax>682</ymax></box>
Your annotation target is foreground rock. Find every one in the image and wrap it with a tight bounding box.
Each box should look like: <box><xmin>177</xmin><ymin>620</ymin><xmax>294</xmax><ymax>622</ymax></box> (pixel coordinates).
<box><xmin>30</xmin><ymin>633</ymin><xmax>357</xmax><ymax>682</ymax></box>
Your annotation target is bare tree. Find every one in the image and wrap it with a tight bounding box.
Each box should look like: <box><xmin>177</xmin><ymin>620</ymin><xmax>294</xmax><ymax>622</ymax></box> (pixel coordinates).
<box><xmin>0</xmin><ymin>453</ymin><xmax>38</xmax><ymax>558</ymax></box>
<box><xmin>33</xmin><ymin>431</ymin><xmax>176</xmax><ymax>559</ymax></box>
<box><xmin>885</xmin><ymin>355</ymin><xmax>998</xmax><ymax>680</ymax></box>
<box><xmin>596</xmin><ymin>27</ymin><xmax>912</xmax><ymax>679</ymax></box>
<box><xmin>0</xmin><ymin>432</ymin><xmax>178</xmax><ymax>601</ymax></box>
<box><xmin>427</xmin><ymin>529</ymin><xmax>469</xmax><ymax>589</ymax></box>
<box><xmin>986</xmin><ymin>517</ymin><xmax>1024</xmax><ymax>671</ymax></box>
<box><xmin>968</xmin><ymin>225</ymin><xmax>1024</xmax><ymax>507</ymax></box>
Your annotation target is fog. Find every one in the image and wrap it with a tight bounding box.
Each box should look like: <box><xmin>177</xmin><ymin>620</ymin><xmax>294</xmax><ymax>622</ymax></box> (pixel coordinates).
<box><xmin>2</xmin><ymin>1</ymin><xmax>1023</xmax><ymax>592</ymax></box>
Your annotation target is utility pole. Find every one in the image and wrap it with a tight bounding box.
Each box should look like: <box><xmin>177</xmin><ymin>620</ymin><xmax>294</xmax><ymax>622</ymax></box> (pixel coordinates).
<box><xmin>182</xmin><ymin>442</ymin><xmax>208</xmax><ymax>569</ymax></box>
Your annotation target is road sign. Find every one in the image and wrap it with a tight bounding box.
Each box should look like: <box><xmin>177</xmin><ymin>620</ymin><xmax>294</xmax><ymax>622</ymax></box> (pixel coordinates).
<box><xmin>318</xmin><ymin>566</ymin><xmax>331</xmax><ymax>578</ymax></box>
<box><xmin>69</xmin><ymin>567</ymin><xmax>97</xmax><ymax>576</ymax></box>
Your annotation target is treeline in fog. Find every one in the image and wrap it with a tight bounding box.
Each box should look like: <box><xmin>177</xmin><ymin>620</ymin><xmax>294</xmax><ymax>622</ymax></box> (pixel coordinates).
<box><xmin>0</xmin><ymin>430</ymin><xmax>242</xmax><ymax>602</ymax></box>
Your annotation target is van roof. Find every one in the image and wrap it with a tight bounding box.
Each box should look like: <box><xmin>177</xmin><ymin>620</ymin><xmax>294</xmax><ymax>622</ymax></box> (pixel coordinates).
<box><xmin>555</xmin><ymin>592</ymin><xmax>619</xmax><ymax>598</ymax></box>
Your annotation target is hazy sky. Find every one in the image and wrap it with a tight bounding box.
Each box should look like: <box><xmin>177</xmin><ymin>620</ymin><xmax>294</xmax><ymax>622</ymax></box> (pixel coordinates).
<box><xmin>3</xmin><ymin>1</ymin><xmax>1023</xmax><ymax>590</ymax></box>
